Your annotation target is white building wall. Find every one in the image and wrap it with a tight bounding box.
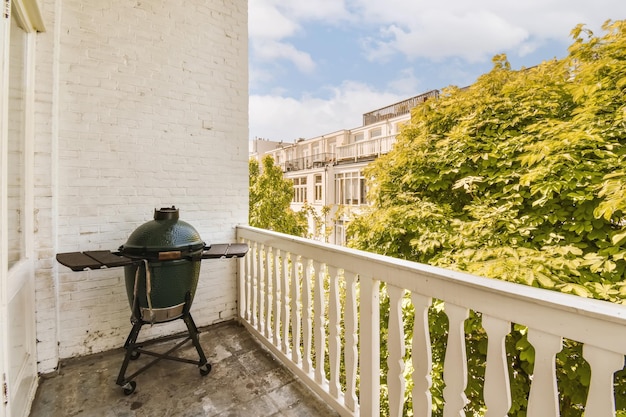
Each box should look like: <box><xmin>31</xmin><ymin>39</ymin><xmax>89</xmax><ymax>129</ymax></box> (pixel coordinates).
<box><xmin>32</xmin><ymin>0</ymin><xmax>248</xmax><ymax>373</ymax></box>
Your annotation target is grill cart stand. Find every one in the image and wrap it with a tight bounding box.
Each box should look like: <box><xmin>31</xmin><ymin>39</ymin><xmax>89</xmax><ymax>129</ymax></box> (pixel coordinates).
<box><xmin>115</xmin><ymin>292</ymin><xmax>210</xmax><ymax>395</ymax></box>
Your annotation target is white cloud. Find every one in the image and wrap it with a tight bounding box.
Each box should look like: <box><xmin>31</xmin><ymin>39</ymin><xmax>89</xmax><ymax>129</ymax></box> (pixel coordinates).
<box><xmin>250</xmin><ymin>0</ymin><xmax>626</xmax><ymax>88</ymax></box>
<box><xmin>253</xmin><ymin>40</ymin><xmax>316</xmax><ymax>73</ymax></box>
<box><xmin>281</xmin><ymin>1</ymin><xmax>351</xmax><ymax>22</ymax></box>
<box><xmin>352</xmin><ymin>0</ymin><xmax>625</xmax><ymax>61</ymax></box>
<box><xmin>249</xmin><ymin>0</ymin><xmax>352</xmax><ymax>75</ymax></box>
<box><xmin>251</xmin><ymin>0</ymin><xmax>625</xmax><ymax>64</ymax></box>
<box><xmin>248</xmin><ymin>0</ymin><xmax>301</xmax><ymax>41</ymax></box>
<box><xmin>249</xmin><ymin>82</ymin><xmax>405</xmax><ymax>142</ymax></box>
<box><xmin>371</xmin><ymin>10</ymin><xmax>529</xmax><ymax>62</ymax></box>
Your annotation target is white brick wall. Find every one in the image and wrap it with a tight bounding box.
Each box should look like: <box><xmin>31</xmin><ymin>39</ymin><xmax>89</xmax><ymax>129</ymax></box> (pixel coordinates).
<box><xmin>33</xmin><ymin>0</ymin><xmax>248</xmax><ymax>372</ymax></box>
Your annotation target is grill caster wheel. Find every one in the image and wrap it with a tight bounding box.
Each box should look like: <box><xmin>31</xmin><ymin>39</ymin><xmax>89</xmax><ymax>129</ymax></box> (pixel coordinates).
<box><xmin>130</xmin><ymin>350</ymin><xmax>140</xmax><ymax>360</ymax></box>
<box><xmin>122</xmin><ymin>381</ymin><xmax>136</xmax><ymax>395</ymax></box>
<box><xmin>199</xmin><ymin>363</ymin><xmax>211</xmax><ymax>376</ymax></box>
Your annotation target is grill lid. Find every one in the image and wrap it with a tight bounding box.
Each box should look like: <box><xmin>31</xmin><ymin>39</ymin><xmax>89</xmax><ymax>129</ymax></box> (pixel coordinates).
<box><xmin>119</xmin><ymin>206</ymin><xmax>205</xmax><ymax>259</ymax></box>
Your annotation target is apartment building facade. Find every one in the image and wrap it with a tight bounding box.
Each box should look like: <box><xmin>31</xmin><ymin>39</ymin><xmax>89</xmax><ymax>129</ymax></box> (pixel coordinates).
<box><xmin>257</xmin><ymin>90</ymin><xmax>439</xmax><ymax>245</ymax></box>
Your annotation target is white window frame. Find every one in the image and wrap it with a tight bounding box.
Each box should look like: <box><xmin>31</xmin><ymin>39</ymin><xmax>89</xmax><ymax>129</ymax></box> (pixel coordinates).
<box><xmin>314</xmin><ymin>174</ymin><xmax>323</xmax><ymax>203</ymax></box>
<box><xmin>292</xmin><ymin>177</ymin><xmax>307</xmax><ymax>203</ymax></box>
<box><xmin>335</xmin><ymin>171</ymin><xmax>367</xmax><ymax>206</ymax></box>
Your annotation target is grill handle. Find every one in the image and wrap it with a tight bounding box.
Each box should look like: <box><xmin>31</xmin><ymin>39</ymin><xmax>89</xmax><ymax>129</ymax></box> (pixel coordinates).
<box><xmin>158</xmin><ymin>251</ymin><xmax>182</xmax><ymax>261</ymax></box>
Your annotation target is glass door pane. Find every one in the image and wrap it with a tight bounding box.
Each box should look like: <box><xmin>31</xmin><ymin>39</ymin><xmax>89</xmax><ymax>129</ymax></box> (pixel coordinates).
<box><xmin>7</xmin><ymin>13</ymin><xmax>27</xmax><ymax>268</ymax></box>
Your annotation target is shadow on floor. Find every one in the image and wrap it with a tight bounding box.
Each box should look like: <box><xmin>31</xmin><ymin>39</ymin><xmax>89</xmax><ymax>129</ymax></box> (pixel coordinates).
<box><xmin>29</xmin><ymin>321</ymin><xmax>339</xmax><ymax>417</ymax></box>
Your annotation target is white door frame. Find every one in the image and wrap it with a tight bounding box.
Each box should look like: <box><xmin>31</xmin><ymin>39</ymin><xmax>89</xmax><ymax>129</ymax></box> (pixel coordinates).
<box><xmin>0</xmin><ymin>2</ymin><xmax>10</xmax><ymax>413</ymax></box>
<box><xmin>1</xmin><ymin>1</ymin><xmax>44</xmax><ymax>416</ymax></box>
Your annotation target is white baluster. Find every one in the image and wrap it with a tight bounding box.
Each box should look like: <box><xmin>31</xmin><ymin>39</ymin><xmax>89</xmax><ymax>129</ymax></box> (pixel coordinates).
<box><xmin>273</xmin><ymin>249</ymin><xmax>281</xmax><ymax>347</ymax></box>
<box><xmin>314</xmin><ymin>262</ymin><xmax>326</xmax><ymax>385</ymax></box>
<box><xmin>482</xmin><ymin>315</ymin><xmax>511</xmax><ymax>417</ymax></box>
<box><xmin>411</xmin><ymin>292</ymin><xmax>432</xmax><ymax>417</ymax></box>
<box><xmin>291</xmin><ymin>256</ymin><xmax>302</xmax><ymax>365</ymax></box>
<box><xmin>328</xmin><ymin>266</ymin><xmax>341</xmax><ymax>398</ymax></box>
<box><xmin>257</xmin><ymin>244</ymin><xmax>265</xmax><ymax>335</ymax></box>
<box><xmin>264</xmin><ymin>247</ymin><xmax>272</xmax><ymax>339</ymax></box>
<box><xmin>251</xmin><ymin>242</ymin><xmax>258</xmax><ymax>327</ymax></box>
<box><xmin>583</xmin><ymin>344</ymin><xmax>624</xmax><ymax>417</ymax></box>
<box><xmin>387</xmin><ymin>284</ymin><xmax>406</xmax><ymax>417</ymax></box>
<box><xmin>360</xmin><ymin>276</ymin><xmax>380</xmax><ymax>417</ymax></box>
<box><xmin>243</xmin><ymin>239</ymin><xmax>252</xmax><ymax>322</ymax></box>
<box><xmin>302</xmin><ymin>258</ymin><xmax>313</xmax><ymax>374</ymax></box>
<box><xmin>281</xmin><ymin>252</ymin><xmax>291</xmax><ymax>354</ymax></box>
<box><xmin>443</xmin><ymin>303</ymin><xmax>469</xmax><ymax>417</ymax></box>
<box><xmin>527</xmin><ymin>329</ymin><xmax>562</xmax><ymax>417</ymax></box>
<box><xmin>344</xmin><ymin>271</ymin><xmax>358</xmax><ymax>412</ymax></box>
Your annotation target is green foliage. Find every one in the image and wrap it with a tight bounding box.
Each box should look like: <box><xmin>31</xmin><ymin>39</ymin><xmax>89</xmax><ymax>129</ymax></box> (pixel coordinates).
<box><xmin>346</xmin><ymin>20</ymin><xmax>626</xmax><ymax>415</ymax></box>
<box><xmin>249</xmin><ymin>155</ymin><xmax>309</xmax><ymax>237</ymax></box>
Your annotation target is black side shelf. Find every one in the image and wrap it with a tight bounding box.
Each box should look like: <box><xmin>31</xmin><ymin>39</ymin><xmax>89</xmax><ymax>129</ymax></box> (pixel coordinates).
<box><xmin>56</xmin><ymin>251</ymin><xmax>135</xmax><ymax>271</ymax></box>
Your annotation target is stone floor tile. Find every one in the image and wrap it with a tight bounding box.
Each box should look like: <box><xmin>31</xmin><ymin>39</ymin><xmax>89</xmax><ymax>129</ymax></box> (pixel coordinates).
<box><xmin>28</xmin><ymin>321</ymin><xmax>340</xmax><ymax>417</ymax></box>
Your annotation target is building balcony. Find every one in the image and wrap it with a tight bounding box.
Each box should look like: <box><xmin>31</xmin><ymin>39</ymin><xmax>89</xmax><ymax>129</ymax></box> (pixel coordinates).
<box><xmin>362</xmin><ymin>90</ymin><xmax>439</xmax><ymax>126</ymax></box>
<box><xmin>282</xmin><ymin>153</ymin><xmax>335</xmax><ymax>172</ymax></box>
<box><xmin>30</xmin><ymin>226</ymin><xmax>626</xmax><ymax>416</ymax></box>
<box><xmin>336</xmin><ymin>135</ymin><xmax>396</xmax><ymax>163</ymax></box>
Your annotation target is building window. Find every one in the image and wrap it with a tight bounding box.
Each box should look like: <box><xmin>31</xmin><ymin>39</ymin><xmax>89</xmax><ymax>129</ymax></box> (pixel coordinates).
<box><xmin>370</xmin><ymin>127</ymin><xmax>382</xmax><ymax>138</ymax></box>
<box><xmin>335</xmin><ymin>171</ymin><xmax>367</xmax><ymax>206</ymax></box>
<box><xmin>353</xmin><ymin>132</ymin><xmax>364</xmax><ymax>142</ymax></box>
<box><xmin>394</xmin><ymin>122</ymin><xmax>403</xmax><ymax>133</ymax></box>
<box><xmin>334</xmin><ymin>220</ymin><xmax>346</xmax><ymax>246</ymax></box>
<box><xmin>303</xmin><ymin>149</ymin><xmax>311</xmax><ymax>169</ymax></box>
<box><xmin>293</xmin><ymin>177</ymin><xmax>307</xmax><ymax>203</ymax></box>
<box><xmin>314</xmin><ymin>175</ymin><xmax>323</xmax><ymax>202</ymax></box>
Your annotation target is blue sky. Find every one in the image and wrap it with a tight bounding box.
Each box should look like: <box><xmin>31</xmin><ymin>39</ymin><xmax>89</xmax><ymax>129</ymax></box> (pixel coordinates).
<box><xmin>249</xmin><ymin>0</ymin><xmax>626</xmax><ymax>143</ymax></box>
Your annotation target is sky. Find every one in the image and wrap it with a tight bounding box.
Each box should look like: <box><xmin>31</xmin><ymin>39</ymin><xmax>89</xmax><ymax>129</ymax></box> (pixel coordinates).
<box><xmin>248</xmin><ymin>0</ymin><xmax>626</xmax><ymax>143</ymax></box>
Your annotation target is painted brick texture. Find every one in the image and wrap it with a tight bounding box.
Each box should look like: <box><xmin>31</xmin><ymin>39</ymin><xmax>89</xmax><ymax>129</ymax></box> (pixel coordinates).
<box><xmin>33</xmin><ymin>0</ymin><xmax>248</xmax><ymax>372</ymax></box>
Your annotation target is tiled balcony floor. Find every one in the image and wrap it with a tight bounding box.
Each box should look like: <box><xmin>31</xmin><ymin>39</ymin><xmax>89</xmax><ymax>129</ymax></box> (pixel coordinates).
<box><xmin>29</xmin><ymin>321</ymin><xmax>339</xmax><ymax>417</ymax></box>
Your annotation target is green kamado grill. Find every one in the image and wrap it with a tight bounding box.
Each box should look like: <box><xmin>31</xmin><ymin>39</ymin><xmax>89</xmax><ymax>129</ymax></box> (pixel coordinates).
<box><xmin>55</xmin><ymin>206</ymin><xmax>248</xmax><ymax>395</ymax></box>
<box><xmin>119</xmin><ymin>206</ymin><xmax>206</xmax><ymax>323</ymax></box>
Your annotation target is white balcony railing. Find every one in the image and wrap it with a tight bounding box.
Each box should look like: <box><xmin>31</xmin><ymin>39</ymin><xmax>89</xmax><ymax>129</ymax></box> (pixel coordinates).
<box><xmin>236</xmin><ymin>225</ymin><xmax>626</xmax><ymax>417</ymax></box>
<box><xmin>337</xmin><ymin>135</ymin><xmax>397</xmax><ymax>162</ymax></box>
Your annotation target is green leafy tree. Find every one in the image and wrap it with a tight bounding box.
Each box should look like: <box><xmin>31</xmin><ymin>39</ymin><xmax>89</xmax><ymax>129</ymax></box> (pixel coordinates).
<box><xmin>347</xmin><ymin>20</ymin><xmax>626</xmax><ymax>416</ymax></box>
<box><xmin>249</xmin><ymin>155</ymin><xmax>308</xmax><ymax>236</ymax></box>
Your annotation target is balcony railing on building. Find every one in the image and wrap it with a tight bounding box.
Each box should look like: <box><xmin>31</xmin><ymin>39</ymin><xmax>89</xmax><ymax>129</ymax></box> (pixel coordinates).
<box><xmin>236</xmin><ymin>225</ymin><xmax>626</xmax><ymax>417</ymax></box>
<box><xmin>362</xmin><ymin>90</ymin><xmax>439</xmax><ymax>126</ymax></box>
<box><xmin>282</xmin><ymin>153</ymin><xmax>335</xmax><ymax>172</ymax></box>
<box><xmin>336</xmin><ymin>135</ymin><xmax>396</xmax><ymax>163</ymax></box>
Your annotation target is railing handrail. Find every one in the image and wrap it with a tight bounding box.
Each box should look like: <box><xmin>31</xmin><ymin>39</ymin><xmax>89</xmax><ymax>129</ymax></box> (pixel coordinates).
<box><xmin>282</xmin><ymin>153</ymin><xmax>335</xmax><ymax>172</ymax></box>
<box><xmin>336</xmin><ymin>135</ymin><xmax>397</xmax><ymax>161</ymax></box>
<box><xmin>237</xmin><ymin>225</ymin><xmax>626</xmax><ymax>353</ymax></box>
<box><xmin>336</xmin><ymin>135</ymin><xmax>395</xmax><ymax>150</ymax></box>
<box><xmin>362</xmin><ymin>90</ymin><xmax>439</xmax><ymax>125</ymax></box>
